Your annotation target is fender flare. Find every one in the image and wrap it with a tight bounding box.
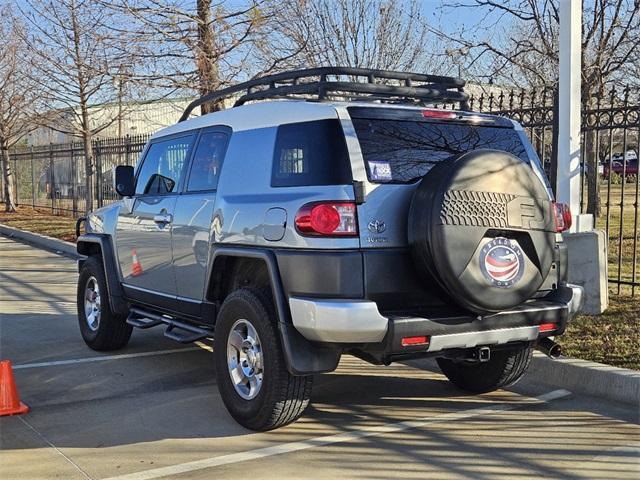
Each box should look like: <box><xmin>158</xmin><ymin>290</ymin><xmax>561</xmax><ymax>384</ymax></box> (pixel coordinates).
<box><xmin>209</xmin><ymin>247</ymin><xmax>341</xmax><ymax>376</ymax></box>
<box><xmin>77</xmin><ymin>233</ymin><xmax>129</xmax><ymax>316</ymax></box>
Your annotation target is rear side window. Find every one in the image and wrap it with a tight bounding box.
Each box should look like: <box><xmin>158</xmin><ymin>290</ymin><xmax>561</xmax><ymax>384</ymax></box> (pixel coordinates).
<box><xmin>187</xmin><ymin>131</ymin><xmax>228</xmax><ymax>192</ymax></box>
<box><xmin>351</xmin><ymin>119</ymin><xmax>529</xmax><ymax>184</ymax></box>
<box><xmin>271</xmin><ymin>120</ymin><xmax>352</xmax><ymax>187</ymax></box>
<box><xmin>136</xmin><ymin>134</ymin><xmax>195</xmax><ymax>195</ymax></box>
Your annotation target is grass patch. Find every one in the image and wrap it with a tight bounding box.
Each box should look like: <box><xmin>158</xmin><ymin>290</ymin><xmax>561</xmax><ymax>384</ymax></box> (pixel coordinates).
<box><xmin>597</xmin><ymin>183</ymin><xmax>639</xmax><ymax>295</ymax></box>
<box><xmin>560</xmin><ymin>295</ymin><xmax>639</xmax><ymax>370</ymax></box>
<box><xmin>0</xmin><ymin>206</ymin><xmax>77</xmax><ymax>242</ymax></box>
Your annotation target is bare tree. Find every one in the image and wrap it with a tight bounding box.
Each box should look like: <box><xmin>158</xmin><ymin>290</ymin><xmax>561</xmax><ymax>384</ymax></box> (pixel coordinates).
<box><xmin>437</xmin><ymin>0</ymin><xmax>640</xmax><ymax>215</ymax></box>
<box><xmin>439</xmin><ymin>0</ymin><xmax>639</xmax><ymax>97</ymax></box>
<box><xmin>18</xmin><ymin>0</ymin><xmax>133</xmax><ymax>213</ymax></box>
<box><xmin>268</xmin><ymin>0</ymin><xmax>440</xmax><ymax>73</ymax></box>
<box><xmin>105</xmin><ymin>0</ymin><xmax>279</xmax><ymax>114</ymax></box>
<box><xmin>0</xmin><ymin>8</ymin><xmax>43</xmax><ymax>212</ymax></box>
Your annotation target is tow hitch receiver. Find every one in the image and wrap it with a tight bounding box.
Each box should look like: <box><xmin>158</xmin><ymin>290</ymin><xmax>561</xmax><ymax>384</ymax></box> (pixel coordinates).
<box><xmin>469</xmin><ymin>346</ymin><xmax>491</xmax><ymax>362</ymax></box>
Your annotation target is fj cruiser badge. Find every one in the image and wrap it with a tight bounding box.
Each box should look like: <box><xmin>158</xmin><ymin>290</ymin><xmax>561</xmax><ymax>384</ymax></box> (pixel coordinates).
<box><xmin>479</xmin><ymin>237</ymin><xmax>524</xmax><ymax>288</ymax></box>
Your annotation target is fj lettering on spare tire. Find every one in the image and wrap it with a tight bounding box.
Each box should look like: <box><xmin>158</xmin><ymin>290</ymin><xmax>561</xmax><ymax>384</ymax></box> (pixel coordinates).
<box><xmin>408</xmin><ymin>149</ymin><xmax>556</xmax><ymax>314</ymax></box>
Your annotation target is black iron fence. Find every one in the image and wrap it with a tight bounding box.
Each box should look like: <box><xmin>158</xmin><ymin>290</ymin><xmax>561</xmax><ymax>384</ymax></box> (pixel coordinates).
<box><xmin>475</xmin><ymin>85</ymin><xmax>640</xmax><ymax>295</ymax></box>
<box><xmin>2</xmin><ymin>134</ymin><xmax>149</xmax><ymax>216</ymax></box>
<box><xmin>1</xmin><ymin>88</ymin><xmax>638</xmax><ymax>294</ymax></box>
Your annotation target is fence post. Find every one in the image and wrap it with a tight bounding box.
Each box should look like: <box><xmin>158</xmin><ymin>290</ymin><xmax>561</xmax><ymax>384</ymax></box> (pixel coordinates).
<box><xmin>13</xmin><ymin>156</ymin><xmax>19</xmax><ymax>206</ymax></box>
<box><xmin>49</xmin><ymin>143</ymin><xmax>55</xmax><ymax>213</ymax></box>
<box><xmin>125</xmin><ymin>134</ymin><xmax>131</xmax><ymax>165</ymax></box>
<box><xmin>30</xmin><ymin>146</ymin><xmax>36</xmax><ymax>209</ymax></box>
<box><xmin>71</xmin><ymin>144</ymin><xmax>78</xmax><ymax>217</ymax></box>
<box><xmin>95</xmin><ymin>139</ymin><xmax>103</xmax><ymax>208</ymax></box>
<box><xmin>550</xmin><ymin>88</ymin><xmax>560</xmax><ymax>198</ymax></box>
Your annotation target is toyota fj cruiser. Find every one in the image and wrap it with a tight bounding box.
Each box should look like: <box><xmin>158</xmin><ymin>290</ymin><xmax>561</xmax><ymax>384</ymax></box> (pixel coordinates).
<box><xmin>76</xmin><ymin>67</ymin><xmax>583</xmax><ymax>431</ymax></box>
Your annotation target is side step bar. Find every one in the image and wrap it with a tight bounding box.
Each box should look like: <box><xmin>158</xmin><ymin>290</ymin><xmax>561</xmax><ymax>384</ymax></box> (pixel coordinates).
<box><xmin>126</xmin><ymin>307</ymin><xmax>212</xmax><ymax>344</ymax></box>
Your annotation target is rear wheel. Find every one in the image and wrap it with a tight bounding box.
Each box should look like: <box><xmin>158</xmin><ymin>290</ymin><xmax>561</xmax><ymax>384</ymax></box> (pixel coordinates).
<box><xmin>214</xmin><ymin>288</ymin><xmax>313</xmax><ymax>431</ymax></box>
<box><xmin>77</xmin><ymin>256</ymin><xmax>132</xmax><ymax>351</ymax></box>
<box><xmin>436</xmin><ymin>345</ymin><xmax>533</xmax><ymax>393</ymax></box>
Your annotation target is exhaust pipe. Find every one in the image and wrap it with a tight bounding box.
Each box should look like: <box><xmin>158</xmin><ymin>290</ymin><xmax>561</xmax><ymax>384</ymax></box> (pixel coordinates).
<box><xmin>537</xmin><ymin>337</ymin><xmax>562</xmax><ymax>359</ymax></box>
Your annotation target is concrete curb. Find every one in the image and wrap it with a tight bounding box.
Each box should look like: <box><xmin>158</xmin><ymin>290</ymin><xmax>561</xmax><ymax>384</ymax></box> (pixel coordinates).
<box><xmin>527</xmin><ymin>352</ymin><xmax>640</xmax><ymax>406</ymax></box>
<box><xmin>0</xmin><ymin>223</ymin><xmax>79</xmax><ymax>258</ymax></box>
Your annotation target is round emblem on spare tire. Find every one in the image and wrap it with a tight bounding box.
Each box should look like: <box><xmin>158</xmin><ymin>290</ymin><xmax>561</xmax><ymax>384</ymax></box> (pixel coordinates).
<box><xmin>479</xmin><ymin>237</ymin><xmax>524</xmax><ymax>288</ymax></box>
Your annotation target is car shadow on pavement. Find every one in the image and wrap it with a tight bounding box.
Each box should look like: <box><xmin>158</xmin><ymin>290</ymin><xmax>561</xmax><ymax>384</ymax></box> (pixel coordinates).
<box><xmin>1</xmin><ymin>348</ymin><xmax>638</xmax><ymax>480</ymax></box>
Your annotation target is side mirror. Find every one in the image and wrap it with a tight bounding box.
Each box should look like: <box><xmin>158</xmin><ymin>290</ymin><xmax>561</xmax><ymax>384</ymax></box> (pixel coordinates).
<box><xmin>114</xmin><ymin>165</ymin><xmax>135</xmax><ymax>197</ymax></box>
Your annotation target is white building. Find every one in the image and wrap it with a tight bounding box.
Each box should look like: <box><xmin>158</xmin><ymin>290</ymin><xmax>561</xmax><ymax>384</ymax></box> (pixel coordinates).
<box><xmin>26</xmin><ymin>97</ymin><xmax>196</xmax><ymax>146</ymax></box>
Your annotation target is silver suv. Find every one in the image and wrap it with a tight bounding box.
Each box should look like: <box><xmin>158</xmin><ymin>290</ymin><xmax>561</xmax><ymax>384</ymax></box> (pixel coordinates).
<box><xmin>76</xmin><ymin>68</ymin><xmax>583</xmax><ymax>431</ymax></box>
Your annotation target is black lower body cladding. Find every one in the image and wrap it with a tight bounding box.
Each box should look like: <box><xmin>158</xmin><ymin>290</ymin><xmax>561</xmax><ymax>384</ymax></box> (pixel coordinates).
<box><xmin>274</xmin><ymin>246</ymin><xmax>564</xmax><ymax>314</ymax></box>
<box><xmin>275</xmin><ymin>249</ymin><xmax>364</xmax><ymax>298</ymax></box>
<box><xmin>274</xmin><ymin>248</ymin><xmax>450</xmax><ymax>311</ymax></box>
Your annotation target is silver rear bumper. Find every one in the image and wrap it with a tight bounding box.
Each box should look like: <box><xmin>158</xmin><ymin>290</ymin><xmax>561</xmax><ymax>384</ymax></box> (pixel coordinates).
<box><xmin>289</xmin><ymin>284</ymin><xmax>584</xmax><ymax>351</ymax></box>
<box><xmin>288</xmin><ymin>298</ymin><xmax>388</xmax><ymax>343</ymax></box>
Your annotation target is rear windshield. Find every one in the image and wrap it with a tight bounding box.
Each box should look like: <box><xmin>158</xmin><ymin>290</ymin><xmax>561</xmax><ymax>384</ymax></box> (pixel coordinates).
<box><xmin>271</xmin><ymin>119</ymin><xmax>352</xmax><ymax>187</ymax></box>
<box><xmin>351</xmin><ymin>118</ymin><xmax>529</xmax><ymax>184</ymax></box>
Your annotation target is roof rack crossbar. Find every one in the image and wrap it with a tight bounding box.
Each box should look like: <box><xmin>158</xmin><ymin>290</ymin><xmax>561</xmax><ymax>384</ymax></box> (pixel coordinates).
<box><xmin>233</xmin><ymin>81</ymin><xmax>468</xmax><ymax>106</ymax></box>
<box><xmin>179</xmin><ymin>66</ymin><xmax>470</xmax><ymax>122</ymax></box>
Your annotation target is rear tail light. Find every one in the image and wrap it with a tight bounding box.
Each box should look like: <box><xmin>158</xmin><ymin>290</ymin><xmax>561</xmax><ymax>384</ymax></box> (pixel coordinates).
<box><xmin>422</xmin><ymin>109</ymin><xmax>457</xmax><ymax>120</ymax></box>
<box><xmin>552</xmin><ymin>202</ymin><xmax>572</xmax><ymax>232</ymax></box>
<box><xmin>539</xmin><ymin>322</ymin><xmax>557</xmax><ymax>333</ymax></box>
<box><xmin>401</xmin><ymin>335</ymin><xmax>430</xmax><ymax>347</ymax></box>
<box><xmin>295</xmin><ymin>201</ymin><xmax>358</xmax><ymax>236</ymax></box>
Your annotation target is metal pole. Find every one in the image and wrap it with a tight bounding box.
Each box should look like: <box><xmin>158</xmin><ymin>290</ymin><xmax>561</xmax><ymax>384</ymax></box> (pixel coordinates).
<box><xmin>557</xmin><ymin>0</ymin><xmax>586</xmax><ymax>231</ymax></box>
<box><xmin>49</xmin><ymin>143</ymin><xmax>55</xmax><ymax>213</ymax></box>
<box><xmin>13</xmin><ymin>156</ymin><xmax>18</xmax><ymax>206</ymax></box>
<box><xmin>30</xmin><ymin>146</ymin><xmax>35</xmax><ymax>208</ymax></box>
<box><xmin>71</xmin><ymin>145</ymin><xmax>78</xmax><ymax>217</ymax></box>
<box><xmin>95</xmin><ymin>139</ymin><xmax>103</xmax><ymax>208</ymax></box>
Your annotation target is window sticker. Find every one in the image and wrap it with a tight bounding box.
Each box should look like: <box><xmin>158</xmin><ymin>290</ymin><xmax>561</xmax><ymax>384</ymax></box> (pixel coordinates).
<box><xmin>369</xmin><ymin>161</ymin><xmax>392</xmax><ymax>182</ymax></box>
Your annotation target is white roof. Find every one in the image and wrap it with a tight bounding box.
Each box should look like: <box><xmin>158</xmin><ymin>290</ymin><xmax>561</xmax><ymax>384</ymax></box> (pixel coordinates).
<box><xmin>152</xmin><ymin>100</ymin><xmax>341</xmax><ymax>138</ymax></box>
<box><xmin>151</xmin><ymin>99</ymin><xmax>502</xmax><ymax>139</ymax></box>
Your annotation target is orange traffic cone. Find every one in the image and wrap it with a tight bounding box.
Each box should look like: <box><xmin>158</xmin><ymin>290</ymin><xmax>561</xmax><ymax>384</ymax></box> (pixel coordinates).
<box><xmin>131</xmin><ymin>248</ymin><xmax>143</xmax><ymax>277</ymax></box>
<box><xmin>0</xmin><ymin>360</ymin><xmax>29</xmax><ymax>416</ymax></box>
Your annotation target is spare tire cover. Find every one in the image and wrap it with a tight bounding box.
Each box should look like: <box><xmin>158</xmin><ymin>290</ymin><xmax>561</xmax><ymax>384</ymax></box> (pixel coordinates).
<box><xmin>408</xmin><ymin>149</ymin><xmax>556</xmax><ymax>313</ymax></box>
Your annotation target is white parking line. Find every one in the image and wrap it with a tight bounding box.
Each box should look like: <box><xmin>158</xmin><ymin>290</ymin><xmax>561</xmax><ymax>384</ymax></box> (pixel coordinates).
<box><xmin>12</xmin><ymin>348</ymin><xmax>203</xmax><ymax>370</ymax></box>
<box><xmin>103</xmin><ymin>389</ymin><xmax>572</xmax><ymax>480</ymax></box>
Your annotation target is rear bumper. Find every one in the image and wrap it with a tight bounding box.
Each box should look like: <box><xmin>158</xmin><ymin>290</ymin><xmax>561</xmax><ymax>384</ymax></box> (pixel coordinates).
<box><xmin>289</xmin><ymin>284</ymin><xmax>584</xmax><ymax>354</ymax></box>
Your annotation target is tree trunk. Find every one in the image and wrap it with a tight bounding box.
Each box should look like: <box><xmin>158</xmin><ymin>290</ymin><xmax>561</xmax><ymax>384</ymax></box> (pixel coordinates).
<box><xmin>196</xmin><ymin>0</ymin><xmax>223</xmax><ymax>114</ymax></box>
<box><xmin>0</xmin><ymin>137</ymin><xmax>17</xmax><ymax>212</ymax></box>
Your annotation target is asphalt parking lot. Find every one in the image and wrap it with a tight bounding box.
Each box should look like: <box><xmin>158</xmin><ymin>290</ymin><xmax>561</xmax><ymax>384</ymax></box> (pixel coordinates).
<box><xmin>0</xmin><ymin>235</ymin><xmax>639</xmax><ymax>479</ymax></box>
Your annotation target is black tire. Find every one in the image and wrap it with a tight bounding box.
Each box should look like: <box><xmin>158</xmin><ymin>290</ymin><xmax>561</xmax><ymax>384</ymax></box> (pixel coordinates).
<box><xmin>214</xmin><ymin>288</ymin><xmax>313</xmax><ymax>431</ymax></box>
<box><xmin>436</xmin><ymin>345</ymin><xmax>533</xmax><ymax>393</ymax></box>
<box><xmin>77</xmin><ymin>256</ymin><xmax>132</xmax><ymax>351</ymax></box>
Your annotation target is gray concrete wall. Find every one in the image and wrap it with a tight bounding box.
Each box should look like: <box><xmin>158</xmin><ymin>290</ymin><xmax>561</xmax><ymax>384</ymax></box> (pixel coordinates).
<box><xmin>563</xmin><ymin>229</ymin><xmax>609</xmax><ymax>314</ymax></box>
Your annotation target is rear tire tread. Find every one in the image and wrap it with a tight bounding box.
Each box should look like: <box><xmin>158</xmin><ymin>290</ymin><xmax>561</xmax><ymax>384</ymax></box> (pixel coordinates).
<box><xmin>214</xmin><ymin>287</ymin><xmax>312</xmax><ymax>431</ymax></box>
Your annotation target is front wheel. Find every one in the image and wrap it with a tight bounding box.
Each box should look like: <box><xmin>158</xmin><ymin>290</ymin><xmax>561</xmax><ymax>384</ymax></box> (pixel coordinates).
<box><xmin>77</xmin><ymin>256</ymin><xmax>132</xmax><ymax>351</ymax></box>
<box><xmin>436</xmin><ymin>345</ymin><xmax>533</xmax><ymax>393</ymax></box>
<box><xmin>214</xmin><ymin>288</ymin><xmax>313</xmax><ymax>431</ymax></box>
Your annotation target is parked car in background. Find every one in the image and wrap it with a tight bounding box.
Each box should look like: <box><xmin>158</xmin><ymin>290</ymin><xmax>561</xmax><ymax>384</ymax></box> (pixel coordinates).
<box><xmin>602</xmin><ymin>153</ymin><xmax>638</xmax><ymax>179</ymax></box>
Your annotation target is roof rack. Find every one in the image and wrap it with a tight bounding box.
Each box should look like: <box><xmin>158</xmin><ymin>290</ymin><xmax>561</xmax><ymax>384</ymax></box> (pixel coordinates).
<box><xmin>178</xmin><ymin>67</ymin><xmax>470</xmax><ymax>122</ymax></box>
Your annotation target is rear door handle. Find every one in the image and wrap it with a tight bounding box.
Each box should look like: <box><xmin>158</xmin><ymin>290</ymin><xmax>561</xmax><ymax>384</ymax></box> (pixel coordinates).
<box><xmin>153</xmin><ymin>213</ymin><xmax>173</xmax><ymax>224</ymax></box>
